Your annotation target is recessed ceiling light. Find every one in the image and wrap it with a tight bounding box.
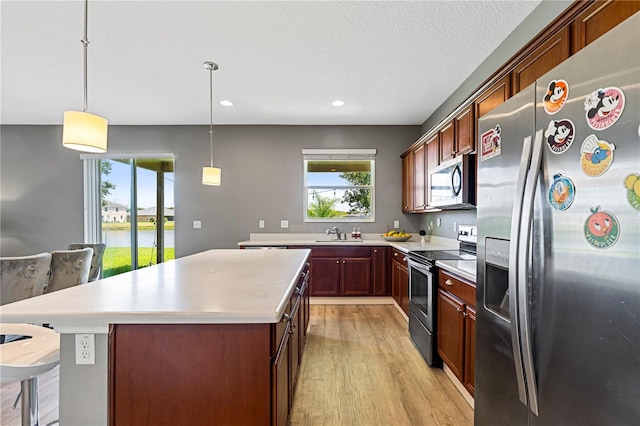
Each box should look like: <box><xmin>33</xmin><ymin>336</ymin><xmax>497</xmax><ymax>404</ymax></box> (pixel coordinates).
<box><xmin>220</xmin><ymin>100</ymin><xmax>234</xmax><ymax>107</ymax></box>
<box><xmin>331</xmin><ymin>100</ymin><xmax>345</xmax><ymax>107</ymax></box>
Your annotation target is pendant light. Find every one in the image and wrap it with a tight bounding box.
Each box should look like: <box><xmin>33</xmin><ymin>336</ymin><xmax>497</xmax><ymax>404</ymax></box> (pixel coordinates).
<box><xmin>202</xmin><ymin>61</ymin><xmax>222</xmax><ymax>186</ymax></box>
<box><xmin>62</xmin><ymin>0</ymin><xmax>108</xmax><ymax>153</ymax></box>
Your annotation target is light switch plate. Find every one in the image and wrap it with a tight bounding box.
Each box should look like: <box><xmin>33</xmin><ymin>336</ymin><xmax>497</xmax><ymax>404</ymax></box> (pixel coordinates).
<box><xmin>280</xmin><ymin>220</ymin><xmax>289</xmax><ymax>228</ymax></box>
<box><xmin>193</xmin><ymin>220</ymin><xmax>201</xmax><ymax>229</ymax></box>
<box><xmin>394</xmin><ymin>220</ymin><xmax>400</xmax><ymax>228</ymax></box>
<box><xmin>259</xmin><ymin>220</ymin><xmax>265</xmax><ymax>229</ymax></box>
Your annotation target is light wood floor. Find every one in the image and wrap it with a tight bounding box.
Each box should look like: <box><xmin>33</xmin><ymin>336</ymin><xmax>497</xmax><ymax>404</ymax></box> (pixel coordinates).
<box><xmin>0</xmin><ymin>304</ymin><xmax>473</xmax><ymax>425</ymax></box>
<box><xmin>290</xmin><ymin>304</ymin><xmax>473</xmax><ymax>425</ymax></box>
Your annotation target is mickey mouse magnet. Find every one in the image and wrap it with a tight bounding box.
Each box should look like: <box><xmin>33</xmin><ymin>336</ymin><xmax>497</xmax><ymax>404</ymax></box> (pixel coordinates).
<box><xmin>584</xmin><ymin>87</ymin><xmax>625</xmax><ymax>130</ymax></box>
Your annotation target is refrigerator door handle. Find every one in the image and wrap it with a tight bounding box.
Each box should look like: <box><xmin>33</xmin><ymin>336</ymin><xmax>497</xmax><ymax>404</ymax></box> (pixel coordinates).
<box><xmin>508</xmin><ymin>134</ymin><xmax>533</xmax><ymax>406</ymax></box>
<box><xmin>518</xmin><ymin>128</ymin><xmax>544</xmax><ymax>416</ymax></box>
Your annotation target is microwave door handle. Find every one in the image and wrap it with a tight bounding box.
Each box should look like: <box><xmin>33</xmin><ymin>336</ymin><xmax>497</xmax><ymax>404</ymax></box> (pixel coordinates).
<box><xmin>508</xmin><ymin>134</ymin><xmax>533</xmax><ymax>407</ymax></box>
<box><xmin>518</xmin><ymin>128</ymin><xmax>544</xmax><ymax>416</ymax></box>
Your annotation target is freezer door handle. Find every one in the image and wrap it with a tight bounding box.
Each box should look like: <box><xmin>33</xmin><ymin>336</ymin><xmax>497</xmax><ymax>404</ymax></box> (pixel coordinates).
<box><xmin>517</xmin><ymin>128</ymin><xmax>544</xmax><ymax>416</ymax></box>
<box><xmin>508</xmin><ymin>134</ymin><xmax>533</xmax><ymax>407</ymax></box>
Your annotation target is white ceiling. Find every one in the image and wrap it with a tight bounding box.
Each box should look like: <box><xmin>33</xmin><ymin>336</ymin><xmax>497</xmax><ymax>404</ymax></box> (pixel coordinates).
<box><xmin>1</xmin><ymin>0</ymin><xmax>542</xmax><ymax>126</ymax></box>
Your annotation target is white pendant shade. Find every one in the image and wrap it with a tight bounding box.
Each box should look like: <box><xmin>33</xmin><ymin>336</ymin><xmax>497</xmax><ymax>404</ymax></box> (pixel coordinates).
<box><xmin>202</xmin><ymin>166</ymin><xmax>222</xmax><ymax>186</ymax></box>
<box><xmin>62</xmin><ymin>111</ymin><xmax>108</xmax><ymax>153</ymax></box>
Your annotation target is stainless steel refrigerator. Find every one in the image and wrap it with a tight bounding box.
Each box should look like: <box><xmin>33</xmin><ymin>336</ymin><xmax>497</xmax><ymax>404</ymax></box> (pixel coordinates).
<box><xmin>475</xmin><ymin>13</ymin><xmax>640</xmax><ymax>426</ymax></box>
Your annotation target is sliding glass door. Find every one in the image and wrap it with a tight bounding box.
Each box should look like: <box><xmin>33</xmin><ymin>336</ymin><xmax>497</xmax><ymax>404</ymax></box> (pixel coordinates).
<box><xmin>100</xmin><ymin>157</ymin><xmax>174</xmax><ymax>277</ymax></box>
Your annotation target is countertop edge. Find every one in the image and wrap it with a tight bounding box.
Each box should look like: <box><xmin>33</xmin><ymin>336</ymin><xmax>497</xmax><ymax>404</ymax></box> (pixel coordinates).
<box><xmin>435</xmin><ymin>260</ymin><xmax>477</xmax><ymax>283</ymax></box>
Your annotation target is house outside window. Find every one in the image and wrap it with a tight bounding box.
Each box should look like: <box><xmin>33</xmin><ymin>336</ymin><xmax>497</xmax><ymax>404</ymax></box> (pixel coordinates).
<box><xmin>303</xmin><ymin>149</ymin><xmax>375</xmax><ymax>222</ymax></box>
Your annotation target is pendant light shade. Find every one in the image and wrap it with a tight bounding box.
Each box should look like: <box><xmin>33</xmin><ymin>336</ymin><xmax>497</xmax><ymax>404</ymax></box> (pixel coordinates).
<box><xmin>202</xmin><ymin>166</ymin><xmax>222</xmax><ymax>186</ymax></box>
<box><xmin>202</xmin><ymin>61</ymin><xmax>222</xmax><ymax>186</ymax></box>
<box><xmin>62</xmin><ymin>111</ymin><xmax>108</xmax><ymax>153</ymax></box>
<box><xmin>63</xmin><ymin>0</ymin><xmax>108</xmax><ymax>153</ymax></box>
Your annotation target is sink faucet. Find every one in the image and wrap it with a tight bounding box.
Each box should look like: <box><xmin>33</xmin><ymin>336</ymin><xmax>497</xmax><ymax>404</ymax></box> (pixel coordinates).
<box><xmin>326</xmin><ymin>227</ymin><xmax>342</xmax><ymax>240</ymax></box>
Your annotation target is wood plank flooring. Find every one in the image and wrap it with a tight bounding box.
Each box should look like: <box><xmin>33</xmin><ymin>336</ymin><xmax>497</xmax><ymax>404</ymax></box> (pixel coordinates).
<box><xmin>290</xmin><ymin>304</ymin><xmax>473</xmax><ymax>425</ymax></box>
<box><xmin>1</xmin><ymin>304</ymin><xmax>473</xmax><ymax>425</ymax></box>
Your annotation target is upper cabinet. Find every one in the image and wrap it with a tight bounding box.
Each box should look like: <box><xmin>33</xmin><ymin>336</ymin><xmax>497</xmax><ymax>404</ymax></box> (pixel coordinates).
<box><xmin>511</xmin><ymin>26</ymin><xmax>570</xmax><ymax>94</ymax></box>
<box><xmin>438</xmin><ymin>120</ymin><xmax>456</xmax><ymax>163</ymax></box>
<box><xmin>453</xmin><ymin>105</ymin><xmax>475</xmax><ymax>157</ymax></box>
<box><xmin>475</xmin><ymin>75</ymin><xmax>511</xmax><ymax>120</ymax></box>
<box><xmin>572</xmin><ymin>1</ymin><xmax>640</xmax><ymax>52</ymax></box>
<box><xmin>412</xmin><ymin>143</ymin><xmax>427</xmax><ymax>211</ymax></box>
<box><xmin>401</xmin><ymin>151</ymin><xmax>414</xmax><ymax>213</ymax></box>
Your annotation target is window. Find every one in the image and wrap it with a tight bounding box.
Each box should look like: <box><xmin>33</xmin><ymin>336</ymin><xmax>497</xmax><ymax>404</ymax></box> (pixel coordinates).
<box><xmin>303</xmin><ymin>149</ymin><xmax>375</xmax><ymax>222</ymax></box>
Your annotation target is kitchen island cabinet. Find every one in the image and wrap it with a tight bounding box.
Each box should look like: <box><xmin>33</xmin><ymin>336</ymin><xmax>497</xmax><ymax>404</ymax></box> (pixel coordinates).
<box><xmin>0</xmin><ymin>249</ymin><xmax>310</xmax><ymax>426</ymax></box>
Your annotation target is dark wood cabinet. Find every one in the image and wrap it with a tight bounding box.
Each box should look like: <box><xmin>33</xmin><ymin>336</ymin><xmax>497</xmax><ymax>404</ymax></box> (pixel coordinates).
<box><xmin>439</xmin><ymin>120</ymin><xmax>455</xmax><ymax>163</ymax></box>
<box><xmin>454</xmin><ymin>105</ymin><xmax>475</xmax><ymax>156</ymax></box>
<box><xmin>572</xmin><ymin>0</ymin><xmax>640</xmax><ymax>53</ymax></box>
<box><xmin>372</xmin><ymin>247</ymin><xmax>389</xmax><ymax>296</ymax></box>
<box><xmin>437</xmin><ymin>269</ymin><xmax>476</xmax><ymax>394</ymax></box>
<box><xmin>310</xmin><ymin>257</ymin><xmax>341</xmax><ymax>296</ymax></box>
<box><xmin>475</xmin><ymin>74</ymin><xmax>511</xmax><ymax>120</ymax></box>
<box><xmin>309</xmin><ymin>246</ymin><xmax>372</xmax><ymax>297</ymax></box>
<box><xmin>341</xmin><ymin>257</ymin><xmax>372</xmax><ymax>296</ymax></box>
<box><xmin>437</xmin><ymin>288</ymin><xmax>465</xmax><ymax>379</ymax></box>
<box><xmin>512</xmin><ymin>26</ymin><xmax>570</xmax><ymax>94</ymax></box>
<box><xmin>412</xmin><ymin>143</ymin><xmax>427</xmax><ymax>211</ymax></box>
<box><xmin>401</xmin><ymin>151</ymin><xmax>414</xmax><ymax>213</ymax></box>
<box><xmin>391</xmin><ymin>249</ymin><xmax>409</xmax><ymax>315</ymax></box>
<box><xmin>425</xmin><ymin>133</ymin><xmax>439</xmax><ymax>208</ymax></box>
<box><xmin>109</xmin><ymin>264</ymin><xmax>310</xmax><ymax>426</ymax></box>
<box><xmin>463</xmin><ymin>305</ymin><xmax>476</xmax><ymax>396</ymax></box>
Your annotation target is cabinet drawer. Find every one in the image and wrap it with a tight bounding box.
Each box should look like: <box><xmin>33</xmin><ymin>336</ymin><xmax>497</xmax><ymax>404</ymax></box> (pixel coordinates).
<box><xmin>438</xmin><ymin>270</ymin><xmax>476</xmax><ymax>307</ymax></box>
<box><xmin>391</xmin><ymin>249</ymin><xmax>407</xmax><ymax>267</ymax></box>
<box><xmin>311</xmin><ymin>246</ymin><xmax>371</xmax><ymax>258</ymax></box>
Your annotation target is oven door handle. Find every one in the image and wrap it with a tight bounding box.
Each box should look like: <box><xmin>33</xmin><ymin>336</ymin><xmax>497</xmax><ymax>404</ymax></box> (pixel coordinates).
<box><xmin>407</xmin><ymin>258</ymin><xmax>432</xmax><ymax>274</ymax></box>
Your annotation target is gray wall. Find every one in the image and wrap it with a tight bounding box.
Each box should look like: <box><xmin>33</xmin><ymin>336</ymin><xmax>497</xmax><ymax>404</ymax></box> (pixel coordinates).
<box><xmin>1</xmin><ymin>125</ymin><xmax>420</xmax><ymax>257</ymax></box>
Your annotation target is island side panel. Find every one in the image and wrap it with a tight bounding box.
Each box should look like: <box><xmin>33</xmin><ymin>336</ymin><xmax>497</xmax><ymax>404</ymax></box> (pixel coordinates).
<box><xmin>109</xmin><ymin>323</ymin><xmax>272</xmax><ymax>425</ymax></box>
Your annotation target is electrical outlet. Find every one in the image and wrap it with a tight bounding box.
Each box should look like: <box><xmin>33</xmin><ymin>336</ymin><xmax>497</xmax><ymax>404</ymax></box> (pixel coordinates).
<box><xmin>259</xmin><ymin>220</ymin><xmax>265</xmax><ymax>229</ymax></box>
<box><xmin>394</xmin><ymin>220</ymin><xmax>400</xmax><ymax>228</ymax></box>
<box><xmin>193</xmin><ymin>220</ymin><xmax>202</xmax><ymax>229</ymax></box>
<box><xmin>280</xmin><ymin>220</ymin><xmax>289</xmax><ymax>228</ymax></box>
<box><xmin>75</xmin><ymin>334</ymin><xmax>95</xmax><ymax>365</ymax></box>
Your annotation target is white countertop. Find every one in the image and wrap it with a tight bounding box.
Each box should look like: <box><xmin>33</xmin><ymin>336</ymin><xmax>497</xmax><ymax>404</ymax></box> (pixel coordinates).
<box><xmin>0</xmin><ymin>249</ymin><xmax>311</xmax><ymax>333</ymax></box>
<box><xmin>436</xmin><ymin>260</ymin><xmax>477</xmax><ymax>283</ymax></box>
<box><xmin>238</xmin><ymin>233</ymin><xmax>460</xmax><ymax>253</ymax></box>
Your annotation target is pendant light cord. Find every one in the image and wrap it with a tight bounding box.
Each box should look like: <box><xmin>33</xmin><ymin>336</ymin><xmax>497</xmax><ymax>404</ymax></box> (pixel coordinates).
<box><xmin>209</xmin><ymin>65</ymin><xmax>214</xmax><ymax>167</ymax></box>
<box><xmin>81</xmin><ymin>0</ymin><xmax>90</xmax><ymax>113</ymax></box>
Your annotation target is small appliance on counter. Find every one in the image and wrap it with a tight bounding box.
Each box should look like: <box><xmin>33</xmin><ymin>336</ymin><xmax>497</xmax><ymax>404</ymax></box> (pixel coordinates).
<box><xmin>407</xmin><ymin>225</ymin><xmax>477</xmax><ymax>366</ymax></box>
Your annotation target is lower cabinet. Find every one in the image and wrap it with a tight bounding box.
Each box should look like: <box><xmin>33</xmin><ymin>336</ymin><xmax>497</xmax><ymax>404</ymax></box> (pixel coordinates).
<box><xmin>436</xmin><ymin>269</ymin><xmax>476</xmax><ymax>397</ymax></box>
<box><xmin>391</xmin><ymin>249</ymin><xmax>409</xmax><ymax>314</ymax></box>
<box><xmin>109</xmin><ymin>265</ymin><xmax>310</xmax><ymax>426</ymax></box>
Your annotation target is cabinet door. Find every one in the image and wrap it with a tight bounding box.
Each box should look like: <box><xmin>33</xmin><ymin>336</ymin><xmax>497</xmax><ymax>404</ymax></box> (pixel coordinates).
<box><xmin>341</xmin><ymin>257</ymin><xmax>372</xmax><ymax>296</ymax></box>
<box><xmin>273</xmin><ymin>326</ymin><xmax>290</xmax><ymax>426</ymax></box>
<box><xmin>372</xmin><ymin>247</ymin><xmax>388</xmax><ymax>296</ymax></box>
<box><xmin>402</xmin><ymin>151</ymin><xmax>414</xmax><ymax>213</ymax></box>
<box><xmin>437</xmin><ymin>289</ymin><xmax>465</xmax><ymax>380</ymax></box>
<box><xmin>425</xmin><ymin>134</ymin><xmax>439</xmax><ymax>208</ymax></box>
<box><xmin>391</xmin><ymin>261</ymin><xmax>401</xmax><ymax>306</ymax></box>
<box><xmin>512</xmin><ymin>26</ymin><xmax>570</xmax><ymax>94</ymax></box>
<box><xmin>475</xmin><ymin>74</ymin><xmax>511</xmax><ymax>119</ymax></box>
<box><xmin>439</xmin><ymin>120</ymin><xmax>456</xmax><ymax>163</ymax></box>
<box><xmin>412</xmin><ymin>143</ymin><xmax>427</xmax><ymax>211</ymax></box>
<box><xmin>463</xmin><ymin>305</ymin><xmax>476</xmax><ymax>397</ymax></box>
<box><xmin>572</xmin><ymin>0</ymin><xmax>640</xmax><ymax>53</ymax></box>
<box><xmin>310</xmin><ymin>258</ymin><xmax>340</xmax><ymax>296</ymax></box>
<box><xmin>289</xmin><ymin>296</ymin><xmax>301</xmax><ymax>395</ymax></box>
<box><xmin>454</xmin><ymin>105</ymin><xmax>475</xmax><ymax>156</ymax></box>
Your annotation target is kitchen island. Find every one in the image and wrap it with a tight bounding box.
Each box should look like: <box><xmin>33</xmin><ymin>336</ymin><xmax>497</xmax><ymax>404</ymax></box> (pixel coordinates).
<box><xmin>0</xmin><ymin>249</ymin><xmax>311</xmax><ymax>425</ymax></box>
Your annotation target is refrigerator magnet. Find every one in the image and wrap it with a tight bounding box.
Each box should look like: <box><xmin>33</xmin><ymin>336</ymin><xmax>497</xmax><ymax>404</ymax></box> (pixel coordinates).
<box><xmin>543</xmin><ymin>80</ymin><xmax>569</xmax><ymax>115</ymax></box>
<box><xmin>548</xmin><ymin>174</ymin><xmax>575</xmax><ymax>211</ymax></box>
<box><xmin>584</xmin><ymin>206</ymin><xmax>620</xmax><ymax>249</ymax></box>
<box><xmin>624</xmin><ymin>173</ymin><xmax>640</xmax><ymax>211</ymax></box>
<box><xmin>580</xmin><ymin>135</ymin><xmax>615</xmax><ymax>177</ymax></box>
<box><xmin>584</xmin><ymin>87</ymin><xmax>625</xmax><ymax>131</ymax></box>
<box><xmin>480</xmin><ymin>124</ymin><xmax>502</xmax><ymax>161</ymax></box>
<box><xmin>544</xmin><ymin>119</ymin><xmax>575</xmax><ymax>154</ymax></box>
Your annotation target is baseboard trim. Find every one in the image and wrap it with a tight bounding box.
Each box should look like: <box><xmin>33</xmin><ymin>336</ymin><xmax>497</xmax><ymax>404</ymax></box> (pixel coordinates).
<box><xmin>443</xmin><ymin>364</ymin><xmax>475</xmax><ymax>408</ymax></box>
<box><xmin>310</xmin><ymin>296</ymin><xmax>395</xmax><ymax>305</ymax></box>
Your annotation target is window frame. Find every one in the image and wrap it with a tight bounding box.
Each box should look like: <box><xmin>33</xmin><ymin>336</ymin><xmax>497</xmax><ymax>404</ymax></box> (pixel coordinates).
<box><xmin>302</xmin><ymin>149</ymin><xmax>376</xmax><ymax>223</ymax></box>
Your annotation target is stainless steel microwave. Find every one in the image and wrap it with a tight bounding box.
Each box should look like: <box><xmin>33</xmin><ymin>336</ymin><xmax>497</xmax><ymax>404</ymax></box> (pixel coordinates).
<box><xmin>429</xmin><ymin>155</ymin><xmax>475</xmax><ymax>209</ymax></box>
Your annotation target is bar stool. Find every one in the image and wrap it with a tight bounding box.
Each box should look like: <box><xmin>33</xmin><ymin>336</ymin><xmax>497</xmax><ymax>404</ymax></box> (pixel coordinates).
<box><xmin>0</xmin><ymin>323</ymin><xmax>60</xmax><ymax>426</ymax></box>
<box><xmin>67</xmin><ymin>243</ymin><xmax>106</xmax><ymax>282</ymax></box>
<box><xmin>44</xmin><ymin>248</ymin><xmax>93</xmax><ymax>294</ymax></box>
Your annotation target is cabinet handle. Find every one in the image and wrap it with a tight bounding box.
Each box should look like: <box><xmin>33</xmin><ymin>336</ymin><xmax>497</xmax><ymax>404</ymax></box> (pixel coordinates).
<box><xmin>457</xmin><ymin>307</ymin><xmax>462</xmax><ymax>313</ymax></box>
<box><xmin>463</xmin><ymin>312</ymin><xmax>467</xmax><ymax>317</ymax></box>
<box><xmin>445</xmin><ymin>279</ymin><xmax>453</xmax><ymax>286</ymax></box>
<box><xmin>294</xmin><ymin>286</ymin><xmax>300</xmax><ymax>294</ymax></box>
<box><xmin>281</xmin><ymin>313</ymin><xmax>290</xmax><ymax>323</ymax></box>
<box><xmin>402</xmin><ymin>257</ymin><xmax>407</xmax><ymax>262</ymax></box>
<box><xmin>374</xmin><ymin>249</ymin><xmax>377</xmax><ymax>253</ymax></box>
<box><xmin>289</xmin><ymin>323</ymin><xmax>296</xmax><ymax>334</ymax></box>
<box><xmin>394</xmin><ymin>252</ymin><xmax>398</xmax><ymax>257</ymax></box>
<box><xmin>336</xmin><ymin>260</ymin><xmax>339</xmax><ymax>264</ymax></box>
<box><xmin>342</xmin><ymin>260</ymin><xmax>346</xmax><ymax>264</ymax></box>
